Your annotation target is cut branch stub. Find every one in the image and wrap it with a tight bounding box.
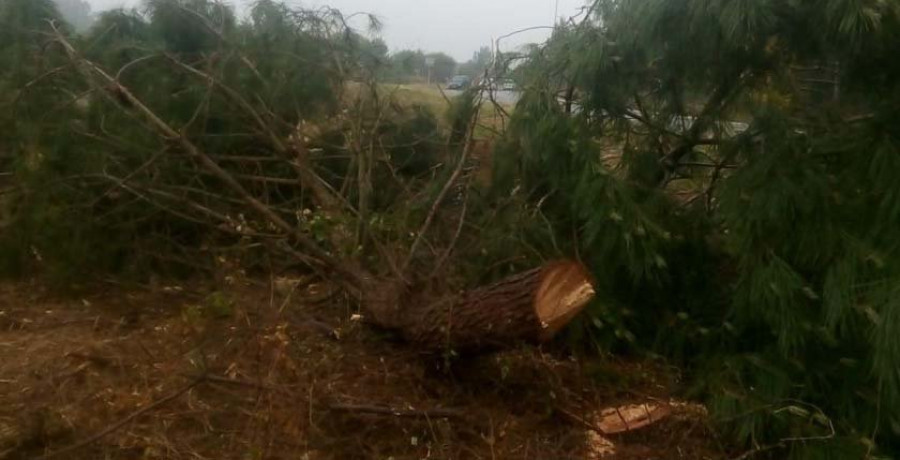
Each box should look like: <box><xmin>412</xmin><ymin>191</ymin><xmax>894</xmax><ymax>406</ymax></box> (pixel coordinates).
<box><xmin>367</xmin><ymin>260</ymin><xmax>596</xmax><ymax>351</ymax></box>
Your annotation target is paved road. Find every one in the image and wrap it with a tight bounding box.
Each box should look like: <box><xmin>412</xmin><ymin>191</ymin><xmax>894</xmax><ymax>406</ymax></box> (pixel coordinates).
<box><xmin>445</xmin><ymin>89</ymin><xmax>521</xmax><ymax>106</ymax></box>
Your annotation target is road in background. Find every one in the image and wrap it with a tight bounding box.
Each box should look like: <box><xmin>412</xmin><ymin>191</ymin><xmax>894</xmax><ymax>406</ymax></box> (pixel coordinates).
<box><xmin>445</xmin><ymin>89</ymin><xmax>521</xmax><ymax>105</ymax></box>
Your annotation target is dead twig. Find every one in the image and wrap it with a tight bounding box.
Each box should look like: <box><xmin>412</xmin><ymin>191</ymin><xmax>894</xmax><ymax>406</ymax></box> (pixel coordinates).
<box><xmin>36</xmin><ymin>377</ymin><xmax>205</xmax><ymax>460</ymax></box>
<box><xmin>429</xmin><ymin>200</ymin><xmax>468</xmax><ymax>278</ymax></box>
<box><xmin>327</xmin><ymin>402</ymin><xmax>464</xmax><ymax>419</ymax></box>
<box><xmin>402</xmin><ymin>92</ymin><xmax>482</xmax><ymax>274</ymax></box>
<box><xmin>174</xmin><ymin>3</ymin><xmax>265</xmax><ymax>82</ymax></box>
<box><xmin>179</xmin><ymin>373</ymin><xmax>284</xmax><ymax>391</ymax></box>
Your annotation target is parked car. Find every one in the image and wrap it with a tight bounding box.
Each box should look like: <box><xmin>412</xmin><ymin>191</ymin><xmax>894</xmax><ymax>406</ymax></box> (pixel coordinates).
<box><xmin>446</xmin><ymin>75</ymin><xmax>471</xmax><ymax>90</ymax></box>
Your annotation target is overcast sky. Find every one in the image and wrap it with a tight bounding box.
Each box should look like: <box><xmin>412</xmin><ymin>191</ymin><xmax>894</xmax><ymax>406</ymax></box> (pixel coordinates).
<box><xmin>83</xmin><ymin>0</ymin><xmax>588</xmax><ymax>61</ymax></box>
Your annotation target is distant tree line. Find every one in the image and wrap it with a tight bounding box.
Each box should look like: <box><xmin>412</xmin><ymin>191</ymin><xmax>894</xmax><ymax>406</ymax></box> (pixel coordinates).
<box><xmin>354</xmin><ymin>42</ymin><xmax>494</xmax><ymax>84</ymax></box>
<box><xmin>48</xmin><ymin>0</ymin><xmax>493</xmax><ymax>86</ymax></box>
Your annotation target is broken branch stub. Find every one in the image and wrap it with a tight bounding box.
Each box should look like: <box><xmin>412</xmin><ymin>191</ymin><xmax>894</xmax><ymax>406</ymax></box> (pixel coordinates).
<box><xmin>365</xmin><ymin>260</ymin><xmax>596</xmax><ymax>351</ymax></box>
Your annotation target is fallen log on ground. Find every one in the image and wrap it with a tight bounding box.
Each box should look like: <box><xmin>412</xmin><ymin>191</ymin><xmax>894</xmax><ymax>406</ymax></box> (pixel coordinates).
<box><xmin>364</xmin><ymin>260</ymin><xmax>597</xmax><ymax>351</ymax></box>
<box><xmin>49</xmin><ymin>30</ymin><xmax>595</xmax><ymax>355</ymax></box>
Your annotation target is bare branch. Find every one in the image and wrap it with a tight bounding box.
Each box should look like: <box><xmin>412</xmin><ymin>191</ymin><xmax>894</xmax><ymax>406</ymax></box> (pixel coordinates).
<box><xmin>164</xmin><ymin>53</ymin><xmax>343</xmax><ymax>212</ymax></box>
<box><xmin>36</xmin><ymin>378</ymin><xmax>205</xmax><ymax>460</ymax></box>
<box><xmin>430</xmin><ymin>200</ymin><xmax>468</xmax><ymax>279</ymax></box>
<box><xmin>49</xmin><ymin>22</ymin><xmax>361</xmax><ymax>287</ymax></box>
<box><xmin>327</xmin><ymin>402</ymin><xmax>464</xmax><ymax>419</ymax></box>
<box><xmin>402</xmin><ymin>93</ymin><xmax>482</xmax><ymax>274</ymax></box>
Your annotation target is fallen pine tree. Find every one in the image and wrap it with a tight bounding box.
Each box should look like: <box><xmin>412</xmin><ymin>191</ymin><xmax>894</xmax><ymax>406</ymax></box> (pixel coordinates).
<box><xmin>10</xmin><ymin>8</ymin><xmax>596</xmax><ymax>353</ymax></box>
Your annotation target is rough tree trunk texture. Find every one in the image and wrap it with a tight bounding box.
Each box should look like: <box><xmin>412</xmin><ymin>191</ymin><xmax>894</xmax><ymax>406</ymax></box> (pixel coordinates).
<box><xmin>365</xmin><ymin>260</ymin><xmax>596</xmax><ymax>351</ymax></box>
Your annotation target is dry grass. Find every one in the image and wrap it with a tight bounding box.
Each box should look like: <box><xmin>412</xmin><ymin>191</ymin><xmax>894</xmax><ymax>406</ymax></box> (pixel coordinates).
<box><xmin>0</xmin><ymin>277</ymin><xmax>725</xmax><ymax>459</ymax></box>
<box><xmin>386</xmin><ymin>83</ymin><xmax>454</xmax><ymax>119</ymax></box>
<box><xmin>345</xmin><ymin>82</ymin><xmax>513</xmax><ymax>140</ymax></box>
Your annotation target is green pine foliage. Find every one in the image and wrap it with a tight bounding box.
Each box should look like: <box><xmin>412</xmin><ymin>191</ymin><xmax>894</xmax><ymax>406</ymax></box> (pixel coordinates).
<box><xmin>3</xmin><ymin>0</ymin><xmax>900</xmax><ymax>455</ymax></box>
<box><xmin>0</xmin><ymin>0</ymin><xmax>415</xmax><ymax>281</ymax></box>
<box><xmin>494</xmin><ymin>0</ymin><xmax>900</xmax><ymax>456</ymax></box>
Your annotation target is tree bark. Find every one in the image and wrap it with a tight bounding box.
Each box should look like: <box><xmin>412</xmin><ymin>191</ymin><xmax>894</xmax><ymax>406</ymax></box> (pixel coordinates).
<box><xmin>365</xmin><ymin>260</ymin><xmax>596</xmax><ymax>351</ymax></box>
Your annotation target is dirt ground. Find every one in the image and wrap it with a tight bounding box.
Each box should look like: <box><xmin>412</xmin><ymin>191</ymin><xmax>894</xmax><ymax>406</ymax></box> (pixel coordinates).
<box><xmin>0</xmin><ymin>277</ymin><xmax>727</xmax><ymax>459</ymax></box>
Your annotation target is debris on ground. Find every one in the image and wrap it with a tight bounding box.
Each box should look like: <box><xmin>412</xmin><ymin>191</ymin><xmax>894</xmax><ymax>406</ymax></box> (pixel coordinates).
<box><xmin>0</xmin><ymin>279</ymin><xmax>725</xmax><ymax>459</ymax></box>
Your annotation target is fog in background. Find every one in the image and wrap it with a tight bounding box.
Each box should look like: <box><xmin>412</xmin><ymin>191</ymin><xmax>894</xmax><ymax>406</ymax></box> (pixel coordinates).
<box><xmin>79</xmin><ymin>0</ymin><xmax>588</xmax><ymax>60</ymax></box>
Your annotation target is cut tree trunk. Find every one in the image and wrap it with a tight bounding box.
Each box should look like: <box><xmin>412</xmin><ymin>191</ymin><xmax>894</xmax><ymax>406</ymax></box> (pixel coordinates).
<box><xmin>365</xmin><ymin>260</ymin><xmax>596</xmax><ymax>351</ymax></box>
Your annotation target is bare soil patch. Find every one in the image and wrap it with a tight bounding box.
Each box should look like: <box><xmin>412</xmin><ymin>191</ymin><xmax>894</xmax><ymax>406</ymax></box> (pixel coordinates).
<box><xmin>0</xmin><ymin>279</ymin><xmax>725</xmax><ymax>459</ymax></box>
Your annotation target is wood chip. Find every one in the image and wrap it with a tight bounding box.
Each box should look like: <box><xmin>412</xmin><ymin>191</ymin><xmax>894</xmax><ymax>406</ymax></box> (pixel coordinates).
<box><xmin>595</xmin><ymin>403</ymin><xmax>672</xmax><ymax>434</ymax></box>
